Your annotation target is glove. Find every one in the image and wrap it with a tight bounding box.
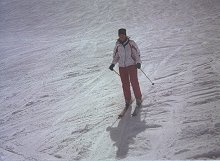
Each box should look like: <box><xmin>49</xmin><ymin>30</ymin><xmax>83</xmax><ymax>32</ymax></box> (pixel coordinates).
<box><xmin>109</xmin><ymin>64</ymin><xmax>115</xmax><ymax>71</ymax></box>
<box><xmin>136</xmin><ymin>63</ymin><xmax>141</xmax><ymax>69</ymax></box>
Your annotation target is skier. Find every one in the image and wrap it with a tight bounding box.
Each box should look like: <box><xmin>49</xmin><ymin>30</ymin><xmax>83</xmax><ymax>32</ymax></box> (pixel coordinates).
<box><xmin>109</xmin><ymin>28</ymin><xmax>142</xmax><ymax>110</ymax></box>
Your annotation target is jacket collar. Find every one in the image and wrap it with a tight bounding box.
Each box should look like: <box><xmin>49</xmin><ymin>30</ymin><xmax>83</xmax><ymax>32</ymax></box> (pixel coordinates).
<box><xmin>117</xmin><ymin>38</ymin><xmax>129</xmax><ymax>47</ymax></box>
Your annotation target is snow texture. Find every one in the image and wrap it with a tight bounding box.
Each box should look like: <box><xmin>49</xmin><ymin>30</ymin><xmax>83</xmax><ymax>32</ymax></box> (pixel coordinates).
<box><xmin>0</xmin><ymin>0</ymin><xmax>220</xmax><ymax>160</ymax></box>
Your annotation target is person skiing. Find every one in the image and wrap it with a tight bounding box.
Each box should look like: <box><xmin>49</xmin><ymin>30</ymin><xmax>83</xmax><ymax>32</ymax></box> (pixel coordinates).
<box><xmin>109</xmin><ymin>28</ymin><xmax>142</xmax><ymax>109</ymax></box>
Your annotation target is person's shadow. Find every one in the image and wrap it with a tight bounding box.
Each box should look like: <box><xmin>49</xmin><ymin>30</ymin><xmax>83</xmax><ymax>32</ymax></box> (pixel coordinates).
<box><xmin>106</xmin><ymin>106</ymin><xmax>148</xmax><ymax>159</ymax></box>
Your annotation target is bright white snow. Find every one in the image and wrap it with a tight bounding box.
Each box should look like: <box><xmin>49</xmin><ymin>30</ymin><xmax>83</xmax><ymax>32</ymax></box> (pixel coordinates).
<box><xmin>0</xmin><ymin>0</ymin><xmax>220</xmax><ymax>160</ymax></box>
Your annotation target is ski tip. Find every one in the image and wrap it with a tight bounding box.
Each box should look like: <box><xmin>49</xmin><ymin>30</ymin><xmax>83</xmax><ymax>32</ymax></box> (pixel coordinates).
<box><xmin>131</xmin><ymin>114</ymin><xmax>137</xmax><ymax>117</ymax></box>
<box><xmin>118</xmin><ymin>115</ymin><xmax>123</xmax><ymax>119</ymax></box>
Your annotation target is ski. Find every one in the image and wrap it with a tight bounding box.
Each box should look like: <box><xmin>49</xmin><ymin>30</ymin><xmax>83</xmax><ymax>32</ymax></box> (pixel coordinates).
<box><xmin>118</xmin><ymin>107</ymin><xmax>129</xmax><ymax>118</ymax></box>
<box><xmin>132</xmin><ymin>99</ymin><xmax>143</xmax><ymax>117</ymax></box>
<box><xmin>118</xmin><ymin>99</ymin><xmax>134</xmax><ymax>119</ymax></box>
<box><xmin>131</xmin><ymin>104</ymin><xmax>142</xmax><ymax>117</ymax></box>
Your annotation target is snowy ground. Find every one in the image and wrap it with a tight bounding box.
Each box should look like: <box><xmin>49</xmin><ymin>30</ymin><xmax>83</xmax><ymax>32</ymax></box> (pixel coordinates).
<box><xmin>0</xmin><ymin>0</ymin><xmax>220</xmax><ymax>160</ymax></box>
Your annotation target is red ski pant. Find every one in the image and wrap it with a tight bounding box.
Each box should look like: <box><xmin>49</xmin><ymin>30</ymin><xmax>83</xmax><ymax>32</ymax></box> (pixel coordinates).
<box><xmin>119</xmin><ymin>65</ymin><xmax>142</xmax><ymax>101</ymax></box>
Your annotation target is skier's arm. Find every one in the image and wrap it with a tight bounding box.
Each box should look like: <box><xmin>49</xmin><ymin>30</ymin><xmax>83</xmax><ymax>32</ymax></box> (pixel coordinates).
<box><xmin>112</xmin><ymin>45</ymin><xmax>119</xmax><ymax>65</ymax></box>
<box><xmin>131</xmin><ymin>41</ymin><xmax>141</xmax><ymax>64</ymax></box>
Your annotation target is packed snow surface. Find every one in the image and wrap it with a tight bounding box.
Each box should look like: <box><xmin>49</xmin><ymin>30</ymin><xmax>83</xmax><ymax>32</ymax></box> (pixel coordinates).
<box><xmin>0</xmin><ymin>0</ymin><xmax>220</xmax><ymax>160</ymax></box>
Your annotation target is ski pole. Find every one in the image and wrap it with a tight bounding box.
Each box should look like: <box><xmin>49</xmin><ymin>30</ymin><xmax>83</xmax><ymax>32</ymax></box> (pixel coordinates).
<box><xmin>140</xmin><ymin>68</ymin><xmax>154</xmax><ymax>85</ymax></box>
<box><xmin>113</xmin><ymin>69</ymin><xmax>120</xmax><ymax>76</ymax></box>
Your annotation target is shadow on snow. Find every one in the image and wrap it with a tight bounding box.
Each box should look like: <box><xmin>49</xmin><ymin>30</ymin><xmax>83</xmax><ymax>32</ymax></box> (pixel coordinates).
<box><xmin>106</xmin><ymin>106</ymin><xmax>149</xmax><ymax>159</ymax></box>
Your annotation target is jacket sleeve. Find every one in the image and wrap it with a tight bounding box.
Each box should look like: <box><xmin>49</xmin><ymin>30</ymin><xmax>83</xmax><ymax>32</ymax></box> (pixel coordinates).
<box><xmin>112</xmin><ymin>44</ymin><xmax>119</xmax><ymax>65</ymax></box>
<box><xmin>131</xmin><ymin>40</ymin><xmax>141</xmax><ymax>64</ymax></box>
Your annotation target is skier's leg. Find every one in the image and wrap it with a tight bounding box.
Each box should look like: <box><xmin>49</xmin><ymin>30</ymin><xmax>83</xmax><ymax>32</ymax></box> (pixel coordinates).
<box><xmin>128</xmin><ymin>65</ymin><xmax>142</xmax><ymax>104</ymax></box>
<box><xmin>119</xmin><ymin>67</ymin><xmax>131</xmax><ymax>105</ymax></box>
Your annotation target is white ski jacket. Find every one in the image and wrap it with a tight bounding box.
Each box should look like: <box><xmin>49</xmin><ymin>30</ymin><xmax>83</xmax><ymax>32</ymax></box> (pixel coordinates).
<box><xmin>112</xmin><ymin>38</ymin><xmax>141</xmax><ymax>67</ymax></box>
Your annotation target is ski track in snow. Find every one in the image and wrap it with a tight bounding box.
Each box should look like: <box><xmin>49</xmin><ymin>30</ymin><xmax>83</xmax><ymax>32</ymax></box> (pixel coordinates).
<box><xmin>0</xmin><ymin>0</ymin><xmax>220</xmax><ymax>160</ymax></box>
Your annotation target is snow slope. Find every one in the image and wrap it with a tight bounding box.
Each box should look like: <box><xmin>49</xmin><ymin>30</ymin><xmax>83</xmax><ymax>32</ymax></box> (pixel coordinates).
<box><xmin>0</xmin><ymin>0</ymin><xmax>220</xmax><ymax>160</ymax></box>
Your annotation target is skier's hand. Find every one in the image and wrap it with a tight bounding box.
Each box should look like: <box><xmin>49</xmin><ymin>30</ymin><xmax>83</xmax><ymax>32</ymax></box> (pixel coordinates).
<box><xmin>109</xmin><ymin>64</ymin><xmax>115</xmax><ymax>71</ymax></box>
<box><xmin>136</xmin><ymin>63</ymin><xmax>141</xmax><ymax>69</ymax></box>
